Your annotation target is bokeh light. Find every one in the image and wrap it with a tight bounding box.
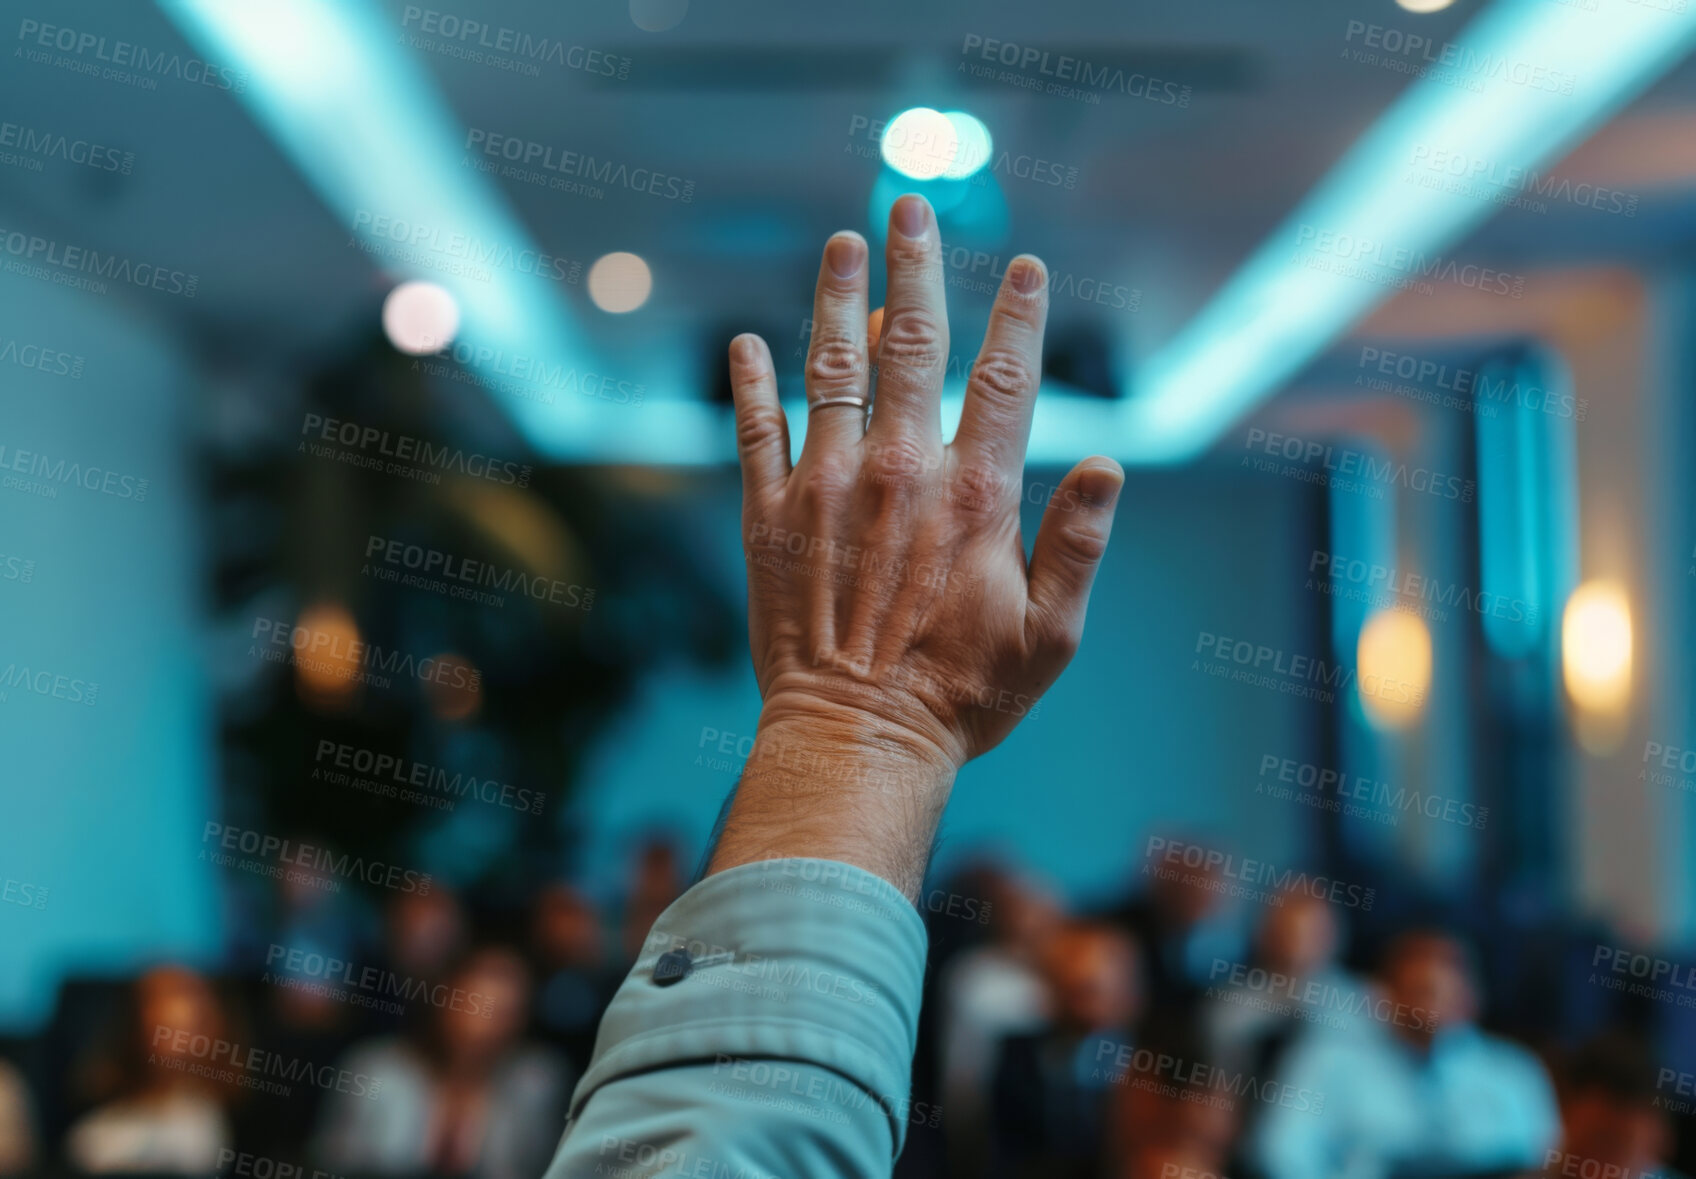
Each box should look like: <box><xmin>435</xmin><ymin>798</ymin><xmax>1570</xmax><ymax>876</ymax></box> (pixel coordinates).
<box><xmin>381</xmin><ymin>280</ymin><xmax>459</xmax><ymax>355</ymax></box>
<box><xmin>941</xmin><ymin>111</ymin><xmax>993</xmax><ymax>180</ymax></box>
<box><xmin>588</xmin><ymin>252</ymin><xmax>654</xmax><ymax>313</ymax></box>
<box><xmin>292</xmin><ymin>601</ymin><xmax>363</xmax><ymax>706</ymax></box>
<box><xmin>1562</xmin><ymin>580</ymin><xmax>1633</xmax><ymax>716</ymax></box>
<box><xmin>1356</xmin><ymin>609</ymin><xmax>1432</xmax><ymax>730</ymax></box>
<box><xmin>881</xmin><ymin>107</ymin><xmax>958</xmax><ymax>181</ymax></box>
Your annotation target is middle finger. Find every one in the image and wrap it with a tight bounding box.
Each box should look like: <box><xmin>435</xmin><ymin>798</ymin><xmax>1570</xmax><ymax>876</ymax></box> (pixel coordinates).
<box><xmin>868</xmin><ymin>194</ymin><xmax>949</xmax><ymax>450</ymax></box>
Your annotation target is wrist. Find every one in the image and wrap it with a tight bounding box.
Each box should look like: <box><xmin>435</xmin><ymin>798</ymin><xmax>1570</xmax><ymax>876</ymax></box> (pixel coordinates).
<box><xmin>705</xmin><ymin>698</ymin><xmax>959</xmax><ymax>902</ymax></box>
<box><xmin>756</xmin><ymin>690</ymin><xmax>965</xmax><ymax>775</ymax></box>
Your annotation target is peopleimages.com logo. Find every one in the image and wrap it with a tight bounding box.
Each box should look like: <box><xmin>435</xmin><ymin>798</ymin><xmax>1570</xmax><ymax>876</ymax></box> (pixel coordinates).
<box><xmin>959</xmin><ymin>34</ymin><xmax>1193</xmax><ymax>107</ymax></box>
<box><xmin>1094</xmin><ymin>1039</ymin><xmax>1326</xmax><ymax>1113</ymax></box>
<box><xmin>1194</xmin><ymin>630</ymin><xmax>1425</xmax><ymax>710</ymax></box>
<box><xmin>0</xmin><ymin>663</ymin><xmax>98</xmax><ymax>705</ymax></box>
<box><xmin>200</xmin><ymin>823</ymin><xmax>432</xmax><ymax>895</ymax></box>
<box><xmin>1307</xmin><ymin>550</ymin><xmax>1537</xmax><ymax>627</ymax></box>
<box><xmin>1243</xmin><ymin>428</ymin><xmax>1475</xmax><ymax>502</ymax></box>
<box><xmin>149</xmin><ymin>1024</ymin><xmax>379</xmax><ymax>1100</ymax></box>
<box><xmin>349</xmin><ymin>211</ymin><xmax>581</xmax><ymax>284</ymax></box>
<box><xmin>0</xmin><ymin>119</ymin><xmax>133</xmax><ymax>174</ymax></box>
<box><xmin>1144</xmin><ymin>837</ymin><xmax>1376</xmax><ymax>911</ymax></box>
<box><xmin>1355</xmin><ymin>346</ymin><xmax>1588</xmax><ymax>422</ymax></box>
<box><xmin>0</xmin><ymin>228</ymin><xmax>197</xmax><ymax>298</ymax></box>
<box><xmin>398</xmin><ymin>6</ymin><xmax>631</xmax><ymax>80</ymax></box>
<box><xmin>16</xmin><ymin>18</ymin><xmax>249</xmax><ymax>92</ymax></box>
<box><xmin>1340</xmin><ymin>20</ymin><xmax>1576</xmax><ymax>95</ymax></box>
<box><xmin>312</xmin><ymin>738</ymin><xmax>547</xmax><ymax>816</ymax></box>
<box><xmin>1256</xmin><ymin>755</ymin><xmax>1488</xmax><ymax>830</ymax></box>
<box><xmin>263</xmin><ymin>943</ymin><xmax>493</xmax><ymax>1018</ymax></box>
<box><xmin>1294</xmin><ymin>224</ymin><xmax>1525</xmax><ymax>300</ymax></box>
<box><xmin>362</xmin><ymin>534</ymin><xmax>594</xmax><ymax>614</ymax></box>
<box><xmin>0</xmin><ymin>337</ymin><xmax>84</xmax><ymax>380</ymax></box>
<box><xmin>298</xmin><ymin>414</ymin><xmax>532</xmax><ymax>488</ymax></box>
<box><xmin>0</xmin><ymin>442</ymin><xmax>148</xmax><ymax>501</ymax></box>
<box><xmin>249</xmin><ymin>616</ymin><xmax>483</xmax><ymax>694</ymax></box>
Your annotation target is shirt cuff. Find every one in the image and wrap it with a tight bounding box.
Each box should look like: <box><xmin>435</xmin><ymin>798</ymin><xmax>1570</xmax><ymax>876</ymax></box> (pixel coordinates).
<box><xmin>568</xmin><ymin>857</ymin><xmax>929</xmax><ymax>1155</ymax></box>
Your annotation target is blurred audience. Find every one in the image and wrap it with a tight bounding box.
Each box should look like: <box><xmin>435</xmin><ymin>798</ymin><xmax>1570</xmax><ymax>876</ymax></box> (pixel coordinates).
<box><xmin>386</xmin><ymin>887</ymin><xmax>471</xmax><ymax>981</ymax></box>
<box><xmin>312</xmin><ymin>946</ymin><xmax>570</xmax><ymax>1179</ymax></box>
<box><xmin>939</xmin><ymin>867</ymin><xmax>1061</xmax><ymax>1175</ymax></box>
<box><xmin>1109</xmin><ymin>1018</ymin><xmax>1241</xmax><ymax>1179</ymax></box>
<box><xmin>0</xmin><ymin>1059</ymin><xmax>38</xmax><ymax>1173</ymax></box>
<box><xmin>1108</xmin><ymin>840</ymin><xmax>1231</xmax><ymax>1025</ymax></box>
<box><xmin>1247</xmin><ymin>926</ymin><xmax>1560</xmax><ymax>1179</ymax></box>
<box><xmin>991</xmin><ymin>920</ymin><xmax>1142</xmax><ymax>1179</ymax></box>
<box><xmin>65</xmin><ymin>967</ymin><xmax>234</xmax><ymax>1173</ymax></box>
<box><xmin>5</xmin><ymin>842</ymin><xmax>1690</xmax><ymax>1179</ymax></box>
<box><xmin>617</xmin><ymin>836</ymin><xmax>685</xmax><ymax>964</ymax></box>
<box><xmin>1206</xmin><ymin>891</ymin><xmax>1350</xmax><ymax>1066</ymax></box>
<box><xmin>1534</xmin><ymin>1035</ymin><xmax>1681</xmax><ymax>1179</ymax></box>
<box><xmin>528</xmin><ymin>882</ymin><xmax>615</xmax><ymax>1067</ymax></box>
<box><xmin>1203</xmin><ymin>889</ymin><xmax>1360</xmax><ymax>1172</ymax></box>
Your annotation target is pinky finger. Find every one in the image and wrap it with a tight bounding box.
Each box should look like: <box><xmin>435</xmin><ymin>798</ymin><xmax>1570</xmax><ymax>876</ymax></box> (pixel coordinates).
<box><xmin>729</xmin><ymin>333</ymin><xmax>791</xmax><ymax>504</ymax></box>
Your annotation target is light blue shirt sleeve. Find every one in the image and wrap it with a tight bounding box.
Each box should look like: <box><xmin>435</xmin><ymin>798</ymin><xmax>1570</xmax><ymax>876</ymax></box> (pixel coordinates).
<box><xmin>541</xmin><ymin>857</ymin><xmax>930</xmax><ymax>1179</ymax></box>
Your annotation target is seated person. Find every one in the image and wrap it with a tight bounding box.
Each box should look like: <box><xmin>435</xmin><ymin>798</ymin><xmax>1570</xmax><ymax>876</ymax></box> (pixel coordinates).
<box><xmin>991</xmin><ymin>920</ymin><xmax>1142</xmax><ymax>1179</ymax></box>
<box><xmin>1534</xmin><ymin>1034</ymin><xmax>1683</xmax><ymax>1179</ymax></box>
<box><xmin>313</xmin><ymin>946</ymin><xmax>570</xmax><ymax>1179</ymax></box>
<box><xmin>1247</xmin><ymin>926</ymin><xmax>1559</xmax><ymax>1179</ymax></box>
<box><xmin>66</xmin><ymin>966</ymin><xmax>233</xmax><ymax>1173</ymax></box>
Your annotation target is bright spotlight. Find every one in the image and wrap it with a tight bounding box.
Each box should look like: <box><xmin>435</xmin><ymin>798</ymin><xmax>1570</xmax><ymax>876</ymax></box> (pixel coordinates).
<box><xmin>1357</xmin><ymin>610</ymin><xmax>1431</xmax><ymax>730</ymax></box>
<box><xmin>382</xmin><ymin>281</ymin><xmax>459</xmax><ymax>355</ymax></box>
<box><xmin>1396</xmin><ymin>0</ymin><xmax>1457</xmax><ymax>11</ymax></box>
<box><xmin>881</xmin><ymin>107</ymin><xmax>958</xmax><ymax>181</ymax></box>
<box><xmin>941</xmin><ymin>111</ymin><xmax>992</xmax><ymax>179</ymax></box>
<box><xmin>1562</xmin><ymin>581</ymin><xmax>1633</xmax><ymax>716</ymax></box>
<box><xmin>588</xmin><ymin>252</ymin><xmax>653</xmax><ymax>313</ymax></box>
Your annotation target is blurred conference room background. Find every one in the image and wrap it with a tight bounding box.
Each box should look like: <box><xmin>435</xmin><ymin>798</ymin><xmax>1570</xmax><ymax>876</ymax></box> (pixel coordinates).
<box><xmin>3</xmin><ymin>0</ymin><xmax>1696</xmax><ymax>1175</ymax></box>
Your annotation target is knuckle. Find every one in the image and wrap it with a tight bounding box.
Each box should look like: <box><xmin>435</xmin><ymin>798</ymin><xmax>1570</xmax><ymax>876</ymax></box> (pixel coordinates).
<box><xmin>1054</xmin><ymin>521</ymin><xmax>1109</xmax><ymax>567</ymax></box>
<box><xmin>803</xmin><ymin>453</ymin><xmax>856</xmax><ymax>500</ymax></box>
<box><xmin>1047</xmin><ymin>624</ymin><xmax>1082</xmax><ymax>662</ymax></box>
<box><xmin>865</xmin><ymin>435</ymin><xmax>932</xmax><ymax>492</ymax></box>
<box><xmin>806</xmin><ymin>335</ymin><xmax>867</xmax><ymax>391</ymax></box>
<box><xmin>736</xmin><ymin>406</ymin><xmax>786</xmax><ymax>456</ymax></box>
<box><xmin>878</xmin><ymin>311</ymin><xmax>947</xmax><ymax>374</ymax></box>
<box><xmin>993</xmin><ymin>284</ymin><xmax>1047</xmax><ymax>328</ymax></box>
<box><xmin>969</xmin><ymin>347</ymin><xmax>1036</xmax><ymax>407</ymax></box>
<box><xmin>887</xmin><ymin>237</ymin><xmax>933</xmax><ymax>272</ymax></box>
<box><xmin>950</xmin><ymin>460</ymin><xmax>1008</xmax><ymax>515</ymax></box>
<box><xmin>1033</xmin><ymin>598</ymin><xmax>1083</xmax><ymax>659</ymax></box>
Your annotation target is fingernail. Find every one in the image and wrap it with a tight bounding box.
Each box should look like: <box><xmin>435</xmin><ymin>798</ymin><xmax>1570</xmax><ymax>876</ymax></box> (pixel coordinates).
<box><xmin>730</xmin><ymin>333</ymin><xmax>763</xmax><ymax>365</ymax></box>
<box><xmin>825</xmin><ymin>233</ymin><xmax>865</xmax><ymax>280</ymax></box>
<box><xmin>1077</xmin><ymin>465</ymin><xmax>1123</xmax><ymax>509</ymax></box>
<box><xmin>1009</xmin><ymin>257</ymin><xmax>1045</xmax><ymax>293</ymax></box>
<box><xmin>891</xmin><ymin>195</ymin><xmax>930</xmax><ymax>239</ymax></box>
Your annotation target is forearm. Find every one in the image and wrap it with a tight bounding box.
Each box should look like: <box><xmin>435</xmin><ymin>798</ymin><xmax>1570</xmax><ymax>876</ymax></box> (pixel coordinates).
<box><xmin>545</xmin><ymin>858</ymin><xmax>929</xmax><ymax>1179</ymax></box>
<box><xmin>705</xmin><ymin>704</ymin><xmax>958</xmax><ymax>903</ymax></box>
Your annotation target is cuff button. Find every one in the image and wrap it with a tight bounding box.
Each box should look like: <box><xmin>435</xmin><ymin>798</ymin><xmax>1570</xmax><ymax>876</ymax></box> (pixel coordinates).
<box><xmin>653</xmin><ymin>948</ymin><xmax>692</xmax><ymax>986</ymax></box>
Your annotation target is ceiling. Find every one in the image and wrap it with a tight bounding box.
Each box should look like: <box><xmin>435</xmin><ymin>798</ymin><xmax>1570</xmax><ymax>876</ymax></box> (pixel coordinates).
<box><xmin>3</xmin><ymin>0</ymin><xmax>1694</xmax><ymax>435</ymax></box>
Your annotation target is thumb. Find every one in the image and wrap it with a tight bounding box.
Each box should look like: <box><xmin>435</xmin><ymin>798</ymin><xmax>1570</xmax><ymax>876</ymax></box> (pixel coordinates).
<box><xmin>1026</xmin><ymin>457</ymin><xmax>1123</xmax><ymax>661</ymax></box>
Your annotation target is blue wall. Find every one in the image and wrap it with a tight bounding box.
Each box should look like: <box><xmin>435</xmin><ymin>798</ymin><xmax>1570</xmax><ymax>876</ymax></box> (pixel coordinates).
<box><xmin>0</xmin><ymin>266</ymin><xmax>218</xmax><ymax>1031</ymax></box>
